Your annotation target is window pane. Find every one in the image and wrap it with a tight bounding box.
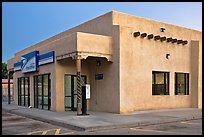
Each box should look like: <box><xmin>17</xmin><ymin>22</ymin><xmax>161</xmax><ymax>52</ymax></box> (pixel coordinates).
<box><xmin>65</xmin><ymin>97</ymin><xmax>71</xmax><ymax>108</ymax></box>
<box><xmin>43</xmin><ymin>75</ymin><xmax>48</xmax><ymax>110</ymax></box>
<box><xmin>38</xmin><ymin>96</ymin><xmax>42</xmax><ymax>109</ymax></box>
<box><xmin>21</xmin><ymin>78</ymin><xmax>24</xmax><ymax>95</ymax></box>
<box><xmin>156</xmin><ymin>73</ymin><xmax>164</xmax><ymax>84</ymax></box>
<box><xmin>74</xmin><ymin>77</ymin><xmax>77</xmax><ymax>94</ymax></box>
<box><xmin>43</xmin><ymin>75</ymin><xmax>48</xmax><ymax>96</ymax></box>
<box><xmin>175</xmin><ymin>73</ymin><xmax>189</xmax><ymax>95</ymax></box>
<box><xmin>155</xmin><ymin>73</ymin><xmax>164</xmax><ymax>95</ymax></box>
<box><xmin>152</xmin><ymin>72</ymin><xmax>169</xmax><ymax>95</ymax></box>
<box><xmin>65</xmin><ymin>76</ymin><xmax>71</xmax><ymax>96</ymax></box>
<box><xmin>43</xmin><ymin>105</ymin><xmax>48</xmax><ymax>110</ymax></box>
<box><xmin>21</xmin><ymin>96</ymin><xmax>24</xmax><ymax>106</ymax></box>
<box><xmin>74</xmin><ymin>95</ymin><xmax>77</xmax><ymax>108</ymax></box>
<box><xmin>82</xmin><ymin>76</ymin><xmax>86</xmax><ymax>85</ymax></box>
<box><xmin>25</xmin><ymin>96</ymin><xmax>28</xmax><ymax>106</ymax></box>
<box><xmin>177</xmin><ymin>73</ymin><xmax>185</xmax><ymax>95</ymax></box>
<box><xmin>38</xmin><ymin>76</ymin><xmax>42</xmax><ymax>96</ymax></box>
<box><xmin>25</xmin><ymin>78</ymin><xmax>28</xmax><ymax>95</ymax></box>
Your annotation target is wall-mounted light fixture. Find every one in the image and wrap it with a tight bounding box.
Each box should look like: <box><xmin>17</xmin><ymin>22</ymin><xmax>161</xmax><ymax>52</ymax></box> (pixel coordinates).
<box><xmin>166</xmin><ymin>54</ymin><xmax>170</xmax><ymax>59</ymax></box>
<box><xmin>172</xmin><ymin>38</ymin><xmax>177</xmax><ymax>43</ymax></box>
<box><xmin>154</xmin><ymin>35</ymin><xmax>160</xmax><ymax>40</ymax></box>
<box><xmin>96</xmin><ymin>60</ymin><xmax>101</xmax><ymax>66</ymax></box>
<box><xmin>182</xmin><ymin>40</ymin><xmax>188</xmax><ymax>45</ymax></box>
<box><xmin>141</xmin><ymin>33</ymin><xmax>147</xmax><ymax>38</ymax></box>
<box><xmin>147</xmin><ymin>34</ymin><xmax>154</xmax><ymax>39</ymax></box>
<box><xmin>160</xmin><ymin>36</ymin><xmax>166</xmax><ymax>42</ymax></box>
<box><xmin>167</xmin><ymin>37</ymin><xmax>173</xmax><ymax>42</ymax></box>
<box><xmin>160</xmin><ymin>27</ymin><xmax>166</xmax><ymax>32</ymax></box>
<box><xmin>133</xmin><ymin>31</ymin><xmax>140</xmax><ymax>37</ymax></box>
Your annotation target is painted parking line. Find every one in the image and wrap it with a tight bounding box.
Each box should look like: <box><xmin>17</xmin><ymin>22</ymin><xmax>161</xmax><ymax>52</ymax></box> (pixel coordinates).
<box><xmin>55</xmin><ymin>128</ymin><xmax>61</xmax><ymax>135</ymax></box>
<box><xmin>130</xmin><ymin>127</ymin><xmax>194</xmax><ymax>135</ymax></box>
<box><xmin>180</xmin><ymin>121</ymin><xmax>202</xmax><ymax>125</ymax></box>
<box><xmin>18</xmin><ymin>128</ymin><xmax>75</xmax><ymax>135</ymax></box>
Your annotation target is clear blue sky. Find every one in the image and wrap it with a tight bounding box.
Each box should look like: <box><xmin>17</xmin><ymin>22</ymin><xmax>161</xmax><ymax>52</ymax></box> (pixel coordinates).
<box><xmin>2</xmin><ymin>2</ymin><xmax>202</xmax><ymax>63</ymax></box>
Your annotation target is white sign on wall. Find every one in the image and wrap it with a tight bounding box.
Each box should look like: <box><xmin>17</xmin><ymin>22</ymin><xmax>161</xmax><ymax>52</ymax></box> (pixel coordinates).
<box><xmin>86</xmin><ymin>84</ymin><xmax>90</xmax><ymax>99</ymax></box>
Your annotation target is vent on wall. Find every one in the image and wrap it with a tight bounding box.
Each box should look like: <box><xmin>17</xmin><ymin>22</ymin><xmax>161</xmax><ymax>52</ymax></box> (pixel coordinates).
<box><xmin>133</xmin><ymin>31</ymin><xmax>188</xmax><ymax>45</ymax></box>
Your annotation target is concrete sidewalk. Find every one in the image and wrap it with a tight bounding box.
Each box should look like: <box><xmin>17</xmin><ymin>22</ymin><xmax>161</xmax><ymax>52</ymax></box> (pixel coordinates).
<box><xmin>2</xmin><ymin>102</ymin><xmax>202</xmax><ymax>131</ymax></box>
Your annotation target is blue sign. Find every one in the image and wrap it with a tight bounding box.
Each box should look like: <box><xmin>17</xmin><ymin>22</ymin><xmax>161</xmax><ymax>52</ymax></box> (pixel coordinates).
<box><xmin>21</xmin><ymin>51</ymin><xmax>39</xmax><ymax>73</ymax></box>
<box><xmin>95</xmin><ymin>74</ymin><xmax>103</xmax><ymax>80</ymax></box>
<box><xmin>14</xmin><ymin>62</ymin><xmax>22</xmax><ymax>71</ymax></box>
<box><xmin>39</xmin><ymin>51</ymin><xmax>55</xmax><ymax>66</ymax></box>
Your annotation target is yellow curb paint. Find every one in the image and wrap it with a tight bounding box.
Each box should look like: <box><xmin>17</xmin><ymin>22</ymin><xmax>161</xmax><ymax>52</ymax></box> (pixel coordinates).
<box><xmin>42</xmin><ymin>130</ymin><xmax>48</xmax><ymax>135</ymax></box>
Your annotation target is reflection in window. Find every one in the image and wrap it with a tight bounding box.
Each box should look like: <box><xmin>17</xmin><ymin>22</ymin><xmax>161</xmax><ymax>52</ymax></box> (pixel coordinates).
<box><xmin>152</xmin><ymin>71</ymin><xmax>169</xmax><ymax>95</ymax></box>
<box><xmin>175</xmin><ymin>73</ymin><xmax>189</xmax><ymax>95</ymax></box>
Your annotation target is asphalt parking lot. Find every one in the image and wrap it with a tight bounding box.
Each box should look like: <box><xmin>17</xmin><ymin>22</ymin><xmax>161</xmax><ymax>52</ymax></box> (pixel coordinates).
<box><xmin>2</xmin><ymin>110</ymin><xmax>202</xmax><ymax>135</ymax></box>
<box><xmin>2</xmin><ymin>110</ymin><xmax>76</xmax><ymax>135</ymax></box>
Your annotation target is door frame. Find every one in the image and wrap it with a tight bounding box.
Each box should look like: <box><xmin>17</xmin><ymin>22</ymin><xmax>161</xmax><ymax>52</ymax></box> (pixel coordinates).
<box><xmin>65</xmin><ymin>74</ymin><xmax>87</xmax><ymax>111</ymax></box>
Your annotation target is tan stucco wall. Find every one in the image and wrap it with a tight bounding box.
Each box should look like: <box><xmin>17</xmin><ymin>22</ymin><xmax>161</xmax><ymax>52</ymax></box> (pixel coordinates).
<box><xmin>112</xmin><ymin>11</ymin><xmax>202</xmax><ymax>113</ymax></box>
<box><xmin>77</xmin><ymin>32</ymin><xmax>112</xmax><ymax>55</ymax></box>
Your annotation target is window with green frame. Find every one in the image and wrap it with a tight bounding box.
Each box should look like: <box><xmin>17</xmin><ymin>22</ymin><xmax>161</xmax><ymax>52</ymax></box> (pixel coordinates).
<box><xmin>175</xmin><ymin>73</ymin><xmax>189</xmax><ymax>95</ymax></box>
<box><xmin>34</xmin><ymin>74</ymin><xmax>51</xmax><ymax>110</ymax></box>
<box><xmin>152</xmin><ymin>71</ymin><xmax>169</xmax><ymax>95</ymax></box>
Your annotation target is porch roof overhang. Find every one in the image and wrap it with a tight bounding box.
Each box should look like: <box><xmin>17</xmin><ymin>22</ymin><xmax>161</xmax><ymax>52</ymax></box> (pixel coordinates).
<box><xmin>56</xmin><ymin>32</ymin><xmax>113</xmax><ymax>62</ymax></box>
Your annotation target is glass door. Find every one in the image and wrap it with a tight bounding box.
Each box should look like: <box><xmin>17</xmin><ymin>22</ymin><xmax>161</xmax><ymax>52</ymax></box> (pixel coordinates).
<box><xmin>65</xmin><ymin>74</ymin><xmax>86</xmax><ymax>111</ymax></box>
<box><xmin>18</xmin><ymin>77</ymin><xmax>30</xmax><ymax>107</ymax></box>
<box><xmin>34</xmin><ymin>74</ymin><xmax>51</xmax><ymax>110</ymax></box>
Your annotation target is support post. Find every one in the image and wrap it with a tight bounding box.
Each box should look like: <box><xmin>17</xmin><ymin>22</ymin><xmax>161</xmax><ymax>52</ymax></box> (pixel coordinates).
<box><xmin>76</xmin><ymin>59</ymin><xmax>82</xmax><ymax>115</ymax></box>
<box><xmin>8</xmin><ymin>71</ymin><xmax>11</xmax><ymax>104</ymax></box>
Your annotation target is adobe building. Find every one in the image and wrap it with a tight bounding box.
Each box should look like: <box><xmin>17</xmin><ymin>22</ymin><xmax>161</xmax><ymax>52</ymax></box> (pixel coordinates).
<box><xmin>7</xmin><ymin>11</ymin><xmax>202</xmax><ymax>114</ymax></box>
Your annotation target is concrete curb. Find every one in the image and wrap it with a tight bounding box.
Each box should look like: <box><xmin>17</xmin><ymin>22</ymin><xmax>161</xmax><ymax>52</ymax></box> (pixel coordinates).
<box><xmin>83</xmin><ymin>117</ymin><xmax>202</xmax><ymax>132</ymax></box>
<box><xmin>3</xmin><ymin>108</ymin><xmax>85</xmax><ymax>131</ymax></box>
<box><xmin>3</xmin><ymin>108</ymin><xmax>202</xmax><ymax>132</ymax></box>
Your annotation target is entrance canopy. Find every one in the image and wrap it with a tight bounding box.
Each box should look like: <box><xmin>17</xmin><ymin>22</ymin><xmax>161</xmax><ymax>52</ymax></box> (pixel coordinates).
<box><xmin>55</xmin><ymin>32</ymin><xmax>113</xmax><ymax>61</ymax></box>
